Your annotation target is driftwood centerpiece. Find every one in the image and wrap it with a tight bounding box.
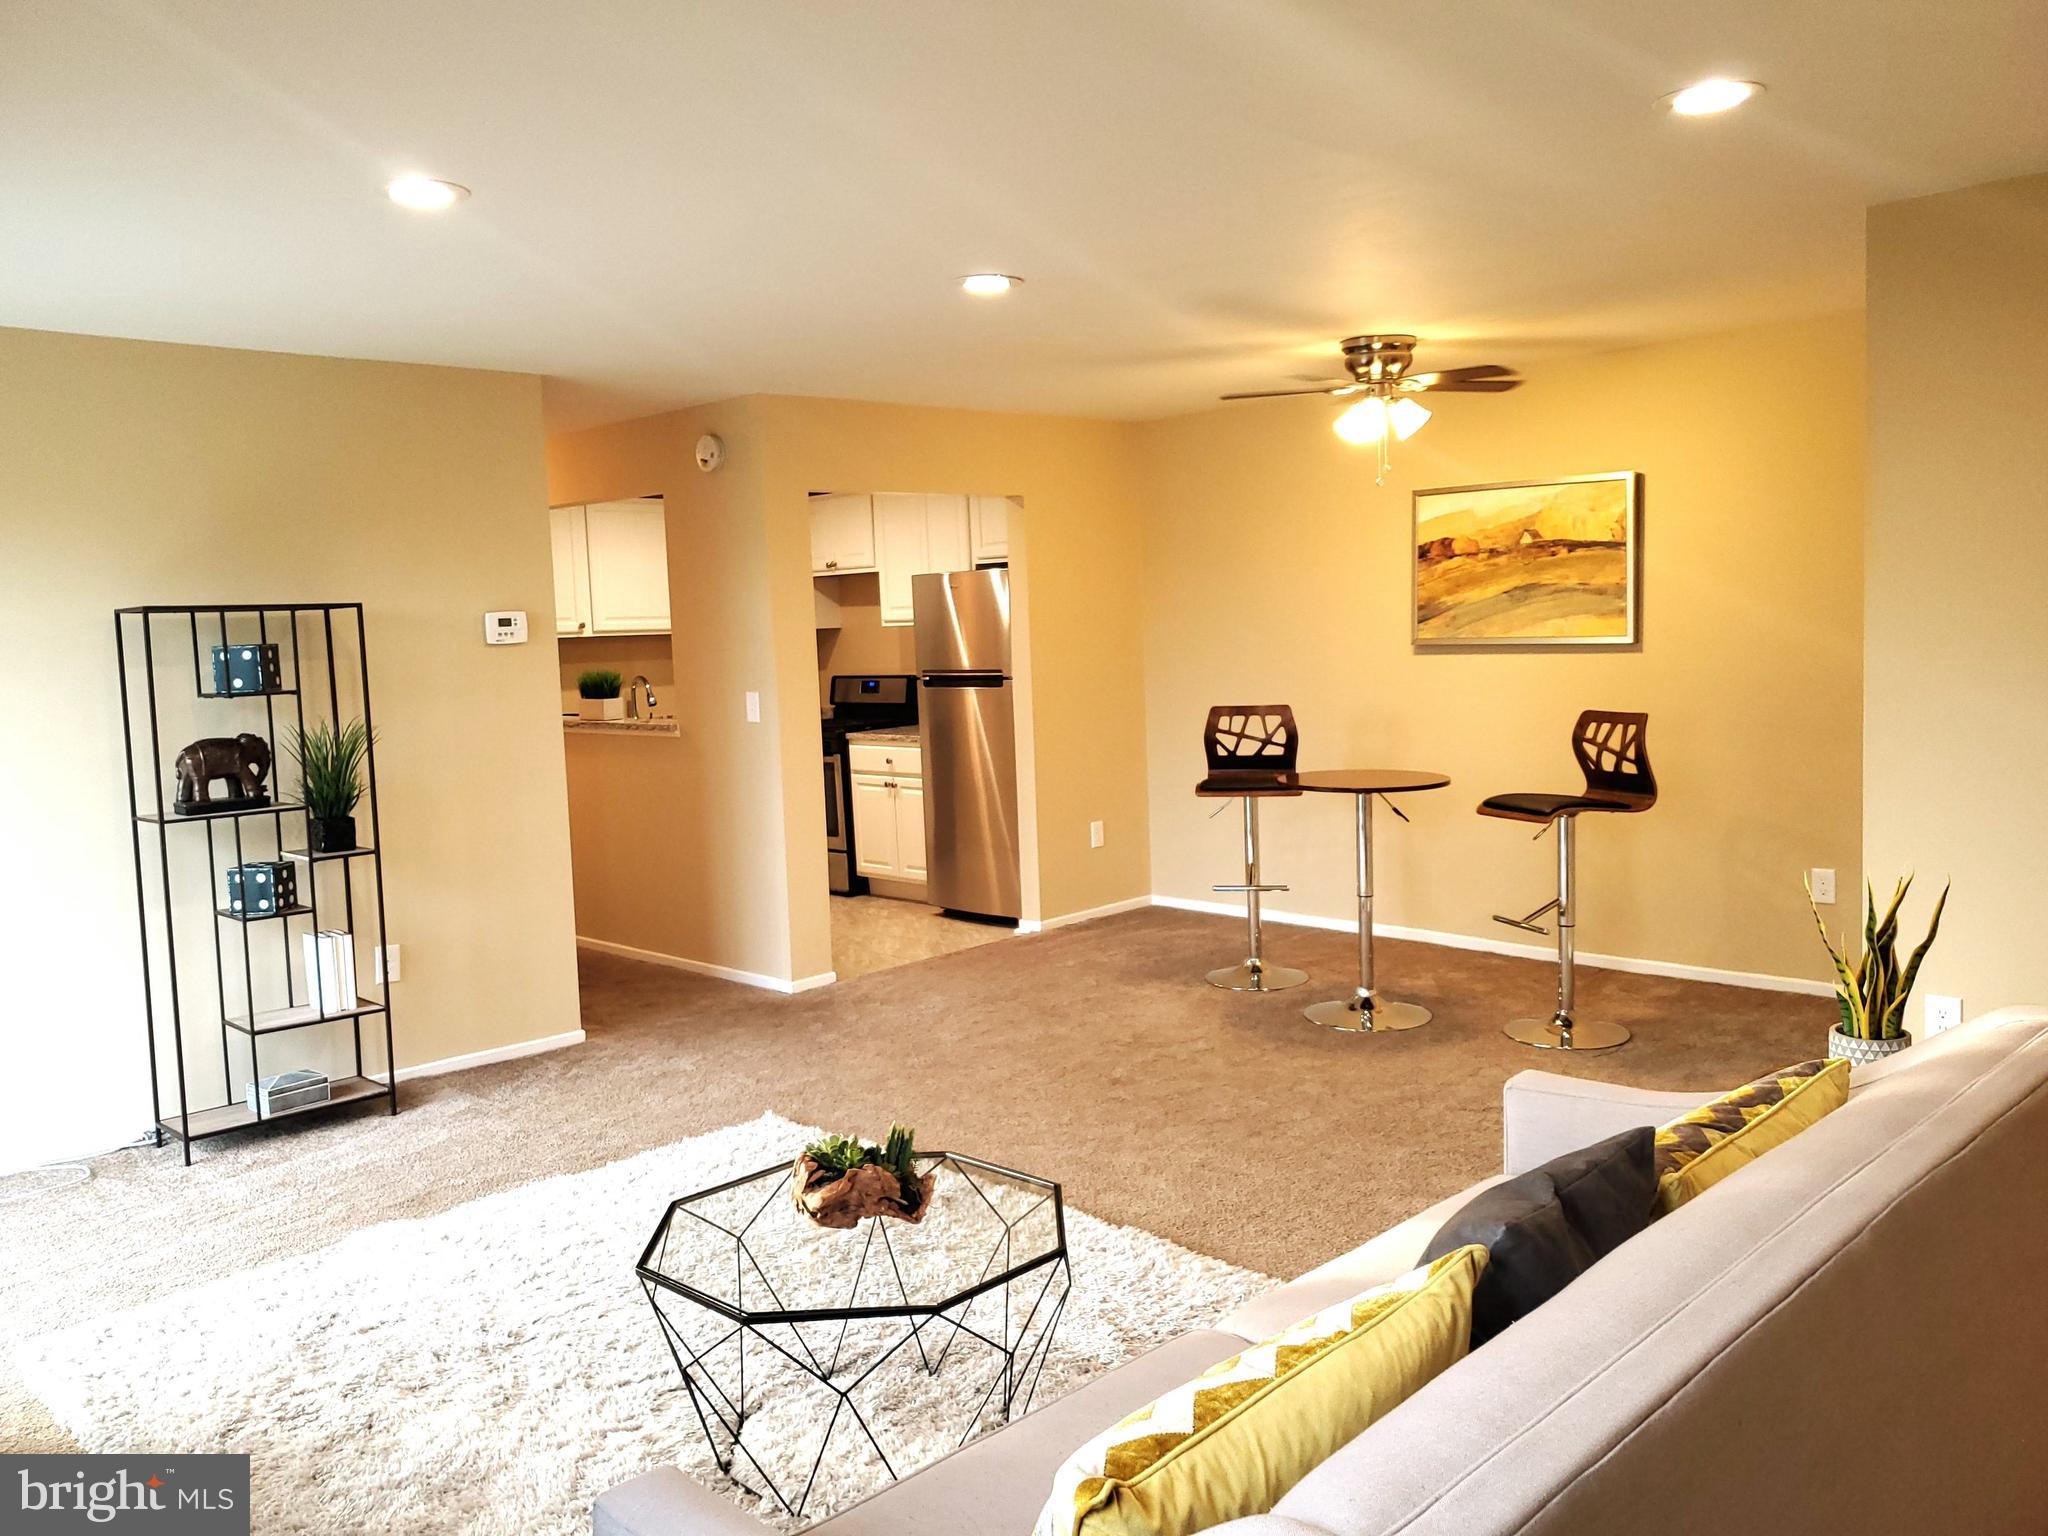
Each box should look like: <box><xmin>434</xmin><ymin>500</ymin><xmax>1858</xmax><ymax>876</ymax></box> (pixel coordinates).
<box><xmin>792</xmin><ymin>1124</ymin><xmax>935</xmax><ymax>1229</ymax></box>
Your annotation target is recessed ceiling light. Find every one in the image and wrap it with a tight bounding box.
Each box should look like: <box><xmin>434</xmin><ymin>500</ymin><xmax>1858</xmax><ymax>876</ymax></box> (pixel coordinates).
<box><xmin>960</xmin><ymin>273</ymin><xmax>1021</xmax><ymax>296</ymax></box>
<box><xmin>386</xmin><ymin>174</ymin><xmax>471</xmax><ymax>211</ymax></box>
<box><xmin>1665</xmin><ymin>78</ymin><xmax>1763</xmax><ymax>116</ymax></box>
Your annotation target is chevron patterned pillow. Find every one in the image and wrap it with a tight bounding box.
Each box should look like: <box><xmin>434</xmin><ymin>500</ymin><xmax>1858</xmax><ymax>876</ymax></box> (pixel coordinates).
<box><xmin>1034</xmin><ymin>1245</ymin><xmax>1488</xmax><ymax>1536</ymax></box>
<box><xmin>1654</xmin><ymin>1057</ymin><xmax>1851</xmax><ymax>1213</ymax></box>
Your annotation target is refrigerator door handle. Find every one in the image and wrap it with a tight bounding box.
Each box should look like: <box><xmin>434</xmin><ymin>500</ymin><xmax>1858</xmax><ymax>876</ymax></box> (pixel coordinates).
<box><xmin>920</xmin><ymin>671</ymin><xmax>1006</xmax><ymax>688</ymax></box>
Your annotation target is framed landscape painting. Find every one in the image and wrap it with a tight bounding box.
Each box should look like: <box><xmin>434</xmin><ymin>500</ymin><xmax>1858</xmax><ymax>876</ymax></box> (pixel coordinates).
<box><xmin>1412</xmin><ymin>471</ymin><xmax>1641</xmax><ymax>647</ymax></box>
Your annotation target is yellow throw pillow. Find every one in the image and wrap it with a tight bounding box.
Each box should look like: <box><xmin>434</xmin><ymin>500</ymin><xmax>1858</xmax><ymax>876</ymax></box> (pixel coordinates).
<box><xmin>1034</xmin><ymin>1246</ymin><xmax>1487</xmax><ymax>1536</ymax></box>
<box><xmin>1654</xmin><ymin>1057</ymin><xmax>1851</xmax><ymax>1213</ymax></box>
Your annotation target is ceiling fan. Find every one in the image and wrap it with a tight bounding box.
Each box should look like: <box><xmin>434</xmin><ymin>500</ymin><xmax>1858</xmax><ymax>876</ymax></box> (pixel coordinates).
<box><xmin>1221</xmin><ymin>334</ymin><xmax>1522</xmax><ymax>482</ymax></box>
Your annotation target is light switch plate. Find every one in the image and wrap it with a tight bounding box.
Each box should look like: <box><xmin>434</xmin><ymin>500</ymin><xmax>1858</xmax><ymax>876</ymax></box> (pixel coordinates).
<box><xmin>1808</xmin><ymin>867</ymin><xmax>1836</xmax><ymax>904</ymax></box>
<box><xmin>1925</xmin><ymin>994</ymin><xmax>1963</xmax><ymax>1035</ymax></box>
<box><xmin>1089</xmin><ymin>820</ymin><xmax>1105</xmax><ymax>849</ymax></box>
<box><xmin>483</xmin><ymin>610</ymin><xmax>528</xmax><ymax>645</ymax></box>
<box><xmin>745</xmin><ymin>691</ymin><xmax>761</xmax><ymax>723</ymax></box>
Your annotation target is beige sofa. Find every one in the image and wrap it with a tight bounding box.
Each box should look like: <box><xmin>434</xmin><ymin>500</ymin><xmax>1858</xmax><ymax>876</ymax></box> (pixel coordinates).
<box><xmin>597</xmin><ymin>1006</ymin><xmax>2048</xmax><ymax>1535</ymax></box>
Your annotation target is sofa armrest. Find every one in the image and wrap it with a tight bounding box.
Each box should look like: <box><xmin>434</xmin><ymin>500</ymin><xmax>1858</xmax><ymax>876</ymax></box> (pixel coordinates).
<box><xmin>593</xmin><ymin>1467</ymin><xmax>776</xmax><ymax>1536</ymax></box>
<box><xmin>1501</xmin><ymin>1071</ymin><xmax>1713</xmax><ymax>1175</ymax></box>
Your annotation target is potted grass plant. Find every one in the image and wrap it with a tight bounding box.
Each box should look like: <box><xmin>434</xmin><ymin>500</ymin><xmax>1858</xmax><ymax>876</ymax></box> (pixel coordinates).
<box><xmin>1807</xmin><ymin>873</ymin><xmax>1949</xmax><ymax>1065</ymax></box>
<box><xmin>578</xmin><ymin>669</ymin><xmax>626</xmax><ymax>721</ymax></box>
<box><xmin>287</xmin><ymin>719</ymin><xmax>374</xmax><ymax>853</ymax></box>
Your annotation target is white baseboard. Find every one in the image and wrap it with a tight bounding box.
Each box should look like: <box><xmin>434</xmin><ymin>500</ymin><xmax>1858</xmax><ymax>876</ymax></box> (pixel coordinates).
<box><xmin>1016</xmin><ymin>895</ymin><xmax>1153</xmax><ymax>936</ymax></box>
<box><xmin>374</xmin><ymin>1028</ymin><xmax>586</xmax><ymax>1085</ymax></box>
<box><xmin>576</xmin><ymin>935</ymin><xmax>825</xmax><ymax>994</ymax></box>
<box><xmin>1149</xmin><ymin>895</ymin><xmax>1831</xmax><ymax>997</ymax></box>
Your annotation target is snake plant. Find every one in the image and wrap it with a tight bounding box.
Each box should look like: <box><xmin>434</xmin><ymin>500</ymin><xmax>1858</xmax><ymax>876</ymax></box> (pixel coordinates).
<box><xmin>1807</xmin><ymin>875</ymin><xmax>1949</xmax><ymax>1040</ymax></box>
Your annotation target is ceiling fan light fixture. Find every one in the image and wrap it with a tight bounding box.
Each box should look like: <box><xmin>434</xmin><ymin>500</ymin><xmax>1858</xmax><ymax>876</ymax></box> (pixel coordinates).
<box><xmin>960</xmin><ymin>273</ymin><xmax>1021</xmax><ymax>296</ymax></box>
<box><xmin>1387</xmin><ymin>397</ymin><xmax>1432</xmax><ymax>441</ymax></box>
<box><xmin>1333</xmin><ymin>396</ymin><xmax>1388</xmax><ymax>445</ymax></box>
<box><xmin>385</xmin><ymin>174</ymin><xmax>470</xmax><ymax>211</ymax></box>
<box><xmin>1665</xmin><ymin>78</ymin><xmax>1762</xmax><ymax>116</ymax></box>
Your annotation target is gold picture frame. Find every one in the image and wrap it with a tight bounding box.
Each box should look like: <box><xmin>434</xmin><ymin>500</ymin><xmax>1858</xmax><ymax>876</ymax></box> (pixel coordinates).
<box><xmin>1412</xmin><ymin>471</ymin><xmax>1641</xmax><ymax>647</ymax></box>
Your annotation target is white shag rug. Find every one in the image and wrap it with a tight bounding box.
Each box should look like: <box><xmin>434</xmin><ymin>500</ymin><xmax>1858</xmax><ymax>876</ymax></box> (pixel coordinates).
<box><xmin>18</xmin><ymin>1114</ymin><xmax>1271</xmax><ymax>1535</ymax></box>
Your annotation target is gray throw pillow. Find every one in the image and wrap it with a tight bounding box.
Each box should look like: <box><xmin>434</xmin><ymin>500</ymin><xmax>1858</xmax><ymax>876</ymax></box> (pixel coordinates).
<box><xmin>1419</xmin><ymin>1126</ymin><xmax>1657</xmax><ymax>1346</ymax></box>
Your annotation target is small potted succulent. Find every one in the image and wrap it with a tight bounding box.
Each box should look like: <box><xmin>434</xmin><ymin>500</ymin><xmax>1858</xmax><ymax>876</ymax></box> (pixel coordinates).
<box><xmin>792</xmin><ymin>1124</ymin><xmax>934</xmax><ymax>1229</ymax></box>
<box><xmin>1808</xmin><ymin>873</ymin><xmax>1949</xmax><ymax>1065</ymax></box>
<box><xmin>578</xmin><ymin>669</ymin><xmax>626</xmax><ymax>721</ymax></box>
<box><xmin>287</xmin><ymin>719</ymin><xmax>373</xmax><ymax>854</ymax></box>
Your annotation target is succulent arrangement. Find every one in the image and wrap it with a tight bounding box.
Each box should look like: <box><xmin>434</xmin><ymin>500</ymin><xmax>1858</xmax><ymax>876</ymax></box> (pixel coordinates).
<box><xmin>793</xmin><ymin>1123</ymin><xmax>932</xmax><ymax>1227</ymax></box>
<box><xmin>1807</xmin><ymin>874</ymin><xmax>1949</xmax><ymax>1041</ymax></box>
<box><xmin>577</xmin><ymin>669</ymin><xmax>624</xmax><ymax>700</ymax></box>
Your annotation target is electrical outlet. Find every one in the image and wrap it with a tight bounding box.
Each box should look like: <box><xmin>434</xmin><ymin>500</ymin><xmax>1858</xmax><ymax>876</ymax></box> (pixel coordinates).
<box><xmin>744</xmin><ymin>690</ymin><xmax>761</xmax><ymax>723</ymax></box>
<box><xmin>1808</xmin><ymin>867</ymin><xmax>1836</xmax><ymax>904</ymax></box>
<box><xmin>374</xmin><ymin>945</ymin><xmax>402</xmax><ymax>985</ymax></box>
<box><xmin>1925</xmin><ymin>994</ymin><xmax>1964</xmax><ymax>1035</ymax></box>
<box><xmin>1089</xmin><ymin>820</ymin><xmax>1105</xmax><ymax>849</ymax></box>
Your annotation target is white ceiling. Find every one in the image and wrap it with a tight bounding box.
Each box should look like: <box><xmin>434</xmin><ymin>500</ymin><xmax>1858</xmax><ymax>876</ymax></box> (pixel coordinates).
<box><xmin>5</xmin><ymin>1</ymin><xmax>2045</xmax><ymax>431</ymax></box>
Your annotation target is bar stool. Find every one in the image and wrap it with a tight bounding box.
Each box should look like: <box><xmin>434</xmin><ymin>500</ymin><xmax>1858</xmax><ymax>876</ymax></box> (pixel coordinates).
<box><xmin>1196</xmin><ymin>705</ymin><xmax>1306</xmax><ymax>993</ymax></box>
<box><xmin>1479</xmin><ymin>710</ymin><xmax>1657</xmax><ymax>1051</ymax></box>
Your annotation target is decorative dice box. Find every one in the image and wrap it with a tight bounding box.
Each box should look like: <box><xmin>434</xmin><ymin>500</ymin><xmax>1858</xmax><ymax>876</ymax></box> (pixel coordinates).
<box><xmin>210</xmin><ymin>643</ymin><xmax>283</xmax><ymax>695</ymax></box>
<box><xmin>224</xmin><ymin>860</ymin><xmax>297</xmax><ymax>916</ymax></box>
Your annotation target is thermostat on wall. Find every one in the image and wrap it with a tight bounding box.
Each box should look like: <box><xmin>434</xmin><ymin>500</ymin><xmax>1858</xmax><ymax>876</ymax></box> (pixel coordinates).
<box><xmin>483</xmin><ymin>610</ymin><xmax>529</xmax><ymax>645</ymax></box>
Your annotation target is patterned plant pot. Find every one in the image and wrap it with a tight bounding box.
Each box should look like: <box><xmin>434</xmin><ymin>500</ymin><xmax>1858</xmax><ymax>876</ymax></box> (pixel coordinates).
<box><xmin>1829</xmin><ymin>1026</ymin><xmax>1912</xmax><ymax>1066</ymax></box>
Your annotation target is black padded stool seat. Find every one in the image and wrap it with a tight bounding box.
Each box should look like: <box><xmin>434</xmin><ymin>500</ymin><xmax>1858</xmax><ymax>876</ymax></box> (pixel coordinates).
<box><xmin>1479</xmin><ymin>790</ymin><xmax>1639</xmax><ymax>823</ymax></box>
<box><xmin>1479</xmin><ymin>710</ymin><xmax>1657</xmax><ymax>1054</ymax></box>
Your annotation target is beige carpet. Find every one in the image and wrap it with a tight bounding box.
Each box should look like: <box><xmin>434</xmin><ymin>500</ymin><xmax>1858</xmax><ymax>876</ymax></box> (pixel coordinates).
<box><xmin>0</xmin><ymin>907</ymin><xmax>1834</xmax><ymax>1458</ymax></box>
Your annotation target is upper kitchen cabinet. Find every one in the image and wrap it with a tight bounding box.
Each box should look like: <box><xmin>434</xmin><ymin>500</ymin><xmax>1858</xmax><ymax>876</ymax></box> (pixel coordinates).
<box><xmin>970</xmin><ymin>495</ymin><xmax>1012</xmax><ymax>564</ymax></box>
<box><xmin>875</xmin><ymin>493</ymin><xmax>971</xmax><ymax>625</ymax></box>
<box><xmin>552</xmin><ymin>499</ymin><xmax>671</xmax><ymax>635</ymax></box>
<box><xmin>551</xmin><ymin>504</ymin><xmax>593</xmax><ymax>635</ymax></box>
<box><xmin>810</xmin><ymin>493</ymin><xmax>876</xmax><ymax>574</ymax></box>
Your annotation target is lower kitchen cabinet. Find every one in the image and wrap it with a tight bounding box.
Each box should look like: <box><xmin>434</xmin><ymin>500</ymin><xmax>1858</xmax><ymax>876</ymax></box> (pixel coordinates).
<box><xmin>851</xmin><ymin>771</ymin><xmax>926</xmax><ymax>883</ymax></box>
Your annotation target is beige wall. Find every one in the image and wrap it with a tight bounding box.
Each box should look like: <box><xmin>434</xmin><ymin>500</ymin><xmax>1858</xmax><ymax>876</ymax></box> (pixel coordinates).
<box><xmin>0</xmin><ymin>327</ymin><xmax>581</xmax><ymax>1171</ymax></box>
<box><xmin>1136</xmin><ymin>314</ymin><xmax>1867</xmax><ymax>986</ymax></box>
<box><xmin>1866</xmin><ymin>173</ymin><xmax>2048</xmax><ymax>1016</ymax></box>
<box><xmin>815</xmin><ymin>572</ymin><xmax>918</xmax><ymax>708</ymax></box>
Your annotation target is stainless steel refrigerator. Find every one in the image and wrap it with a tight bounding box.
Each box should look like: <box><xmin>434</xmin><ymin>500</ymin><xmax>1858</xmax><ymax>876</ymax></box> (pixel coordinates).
<box><xmin>912</xmin><ymin>568</ymin><xmax>1021</xmax><ymax>919</ymax></box>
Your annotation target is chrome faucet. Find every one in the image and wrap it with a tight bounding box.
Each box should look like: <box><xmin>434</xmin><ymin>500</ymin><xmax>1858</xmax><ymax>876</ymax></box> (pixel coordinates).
<box><xmin>627</xmin><ymin>675</ymin><xmax>657</xmax><ymax>719</ymax></box>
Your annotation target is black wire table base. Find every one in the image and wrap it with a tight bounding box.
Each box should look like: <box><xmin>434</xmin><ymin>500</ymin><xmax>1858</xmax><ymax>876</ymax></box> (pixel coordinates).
<box><xmin>642</xmin><ymin>1244</ymin><xmax>1072</xmax><ymax>1519</ymax></box>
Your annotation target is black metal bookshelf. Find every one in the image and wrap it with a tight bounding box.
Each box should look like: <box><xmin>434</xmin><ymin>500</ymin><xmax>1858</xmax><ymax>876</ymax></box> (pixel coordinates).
<box><xmin>116</xmin><ymin>602</ymin><xmax>398</xmax><ymax>1163</ymax></box>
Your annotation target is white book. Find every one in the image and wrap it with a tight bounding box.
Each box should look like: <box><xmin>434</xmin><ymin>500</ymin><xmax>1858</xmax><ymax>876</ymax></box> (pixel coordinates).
<box><xmin>302</xmin><ymin>930</ymin><xmax>353</xmax><ymax>1013</ymax></box>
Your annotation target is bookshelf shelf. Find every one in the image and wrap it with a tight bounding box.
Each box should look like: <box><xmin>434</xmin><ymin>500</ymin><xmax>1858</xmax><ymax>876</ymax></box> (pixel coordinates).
<box><xmin>119</xmin><ymin>602</ymin><xmax>398</xmax><ymax>1163</ymax></box>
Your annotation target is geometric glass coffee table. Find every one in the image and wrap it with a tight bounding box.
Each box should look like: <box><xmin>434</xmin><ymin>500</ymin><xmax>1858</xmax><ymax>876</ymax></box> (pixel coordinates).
<box><xmin>637</xmin><ymin>1151</ymin><xmax>1072</xmax><ymax>1519</ymax></box>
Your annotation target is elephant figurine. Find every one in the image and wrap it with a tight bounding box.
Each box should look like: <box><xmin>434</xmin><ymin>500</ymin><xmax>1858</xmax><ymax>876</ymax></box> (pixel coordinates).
<box><xmin>174</xmin><ymin>733</ymin><xmax>272</xmax><ymax>811</ymax></box>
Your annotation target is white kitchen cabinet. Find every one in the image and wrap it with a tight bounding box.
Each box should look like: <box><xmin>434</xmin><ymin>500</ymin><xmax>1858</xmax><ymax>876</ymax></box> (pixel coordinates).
<box><xmin>851</xmin><ymin>765</ymin><xmax>927</xmax><ymax>884</ymax></box>
<box><xmin>810</xmin><ymin>493</ymin><xmax>877</xmax><ymax>574</ymax></box>
<box><xmin>970</xmin><ymin>495</ymin><xmax>1012</xmax><ymax>564</ymax></box>
<box><xmin>584</xmin><ymin>499</ymin><xmax>671</xmax><ymax>633</ymax></box>
<box><xmin>875</xmin><ymin>492</ymin><xmax>972</xmax><ymax>626</ymax></box>
<box><xmin>551</xmin><ymin>505</ymin><xmax>593</xmax><ymax>636</ymax></box>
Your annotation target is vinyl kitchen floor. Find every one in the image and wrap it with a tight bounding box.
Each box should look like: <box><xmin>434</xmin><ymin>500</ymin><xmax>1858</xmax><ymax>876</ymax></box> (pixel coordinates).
<box><xmin>828</xmin><ymin>893</ymin><xmax>1012</xmax><ymax>982</ymax></box>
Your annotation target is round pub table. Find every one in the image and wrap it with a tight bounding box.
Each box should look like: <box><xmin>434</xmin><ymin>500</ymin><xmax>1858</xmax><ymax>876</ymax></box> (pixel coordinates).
<box><xmin>1293</xmin><ymin>769</ymin><xmax>1451</xmax><ymax>1033</ymax></box>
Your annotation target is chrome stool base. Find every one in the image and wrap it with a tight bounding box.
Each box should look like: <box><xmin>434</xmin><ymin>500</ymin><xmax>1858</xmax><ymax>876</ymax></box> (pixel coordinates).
<box><xmin>1503</xmin><ymin>1015</ymin><xmax>1631</xmax><ymax>1052</ymax></box>
<box><xmin>1207</xmin><ymin>961</ymin><xmax>1308</xmax><ymax>993</ymax></box>
<box><xmin>1308</xmin><ymin>994</ymin><xmax>1430</xmax><ymax>1033</ymax></box>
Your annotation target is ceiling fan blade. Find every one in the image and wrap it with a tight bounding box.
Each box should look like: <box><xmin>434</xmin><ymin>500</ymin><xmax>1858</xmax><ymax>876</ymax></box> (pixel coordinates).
<box><xmin>1406</xmin><ymin>365</ymin><xmax>1518</xmax><ymax>386</ymax></box>
<box><xmin>1218</xmin><ymin>385</ymin><xmax>1360</xmax><ymax>401</ymax></box>
<box><xmin>1413</xmin><ymin>377</ymin><xmax>1523</xmax><ymax>393</ymax></box>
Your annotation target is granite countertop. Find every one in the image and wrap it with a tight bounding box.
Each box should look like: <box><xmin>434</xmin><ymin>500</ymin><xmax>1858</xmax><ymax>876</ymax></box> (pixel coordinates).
<box><xmin>843</xmin><ymin>726</ymin><xmax>921</xmax><ymax>746</ymax></box>
<box><xmin>562</xmin><ymin>715</ymin><xmax>680</xmax><ymax>736</ymax></box>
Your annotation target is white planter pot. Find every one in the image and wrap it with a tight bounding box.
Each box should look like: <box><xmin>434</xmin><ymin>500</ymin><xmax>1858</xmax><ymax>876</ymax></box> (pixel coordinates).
<box><xmin>579</xmin><ymin>697</ymin><xmax>626</xmax><ymax>721</ymax></box>
<box><xmin>1828</xmin><ymin>1026</ymin><xmax>1911</xmax><ymax>1066</ymax></box>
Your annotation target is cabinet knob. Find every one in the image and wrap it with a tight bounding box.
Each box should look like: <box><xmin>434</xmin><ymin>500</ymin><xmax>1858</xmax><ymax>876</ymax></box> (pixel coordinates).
<box><xmin>825</xmin><ymin>560</ymin><xmax>839</xmax><ymax>569</ymax></box>
<box><xmin>577</xmin><ymin>622</ymin><xmax>587</xmax><ymax>632</ymax></box>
